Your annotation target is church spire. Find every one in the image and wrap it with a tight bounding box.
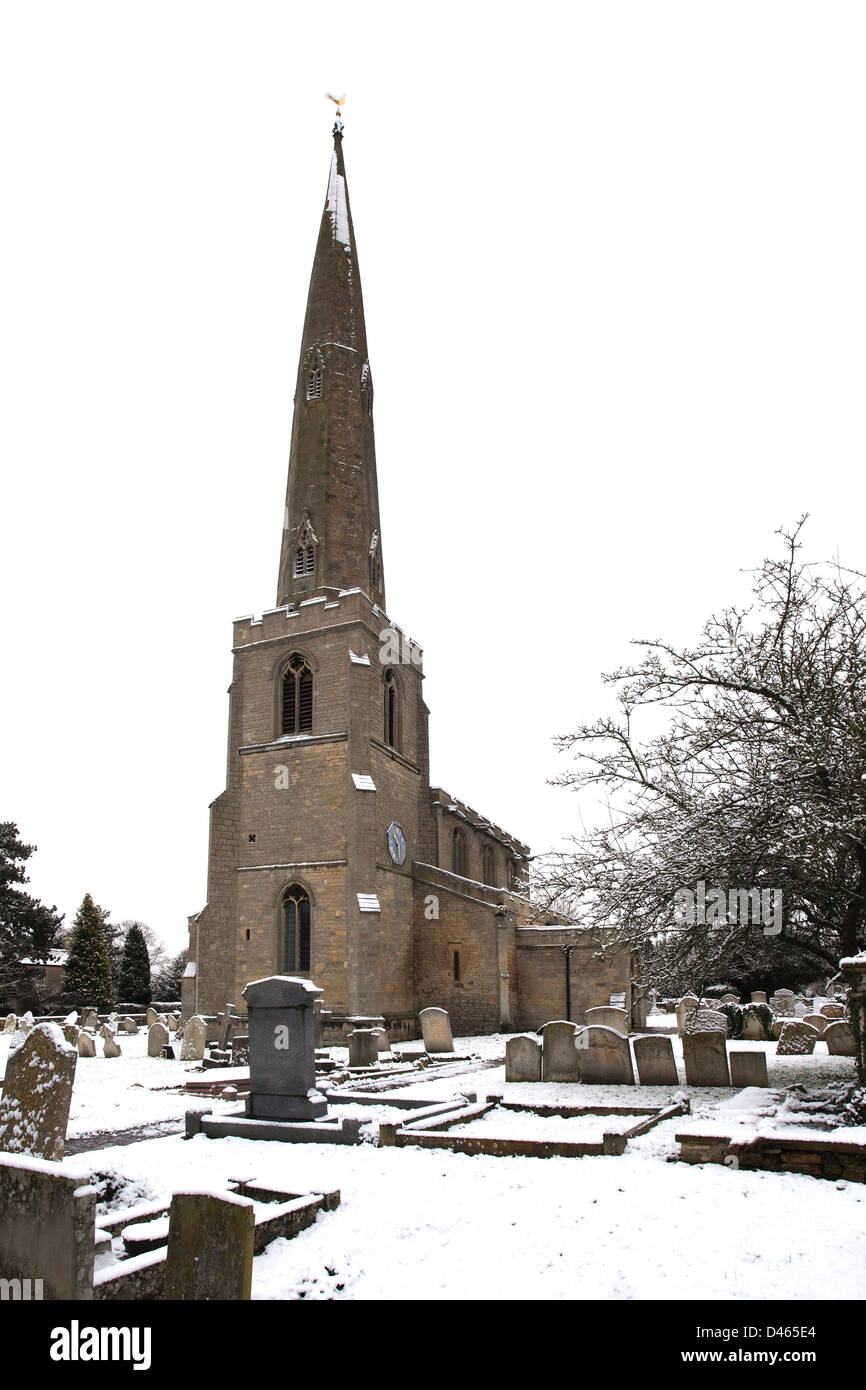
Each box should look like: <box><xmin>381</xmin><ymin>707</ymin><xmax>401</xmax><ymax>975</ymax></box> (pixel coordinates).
<box><xmin>277</xmin><ymin>118</ymin><xmax>385</xmax><ymax>610</ymax></box>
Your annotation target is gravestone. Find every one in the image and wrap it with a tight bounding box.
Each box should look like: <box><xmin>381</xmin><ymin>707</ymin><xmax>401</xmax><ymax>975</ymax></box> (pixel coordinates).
<box><xmin>103</xmin><ymin>1034</ymin><xmax>122</xmax><ymax>1058</ymax></box>
<box><xmin>769</xmin><ymin>990</ymin><xmax>796</xmax><ymax>1018</ymax></box>
<box><xmin>419</xmin><ymin>1007</ymin><xmax>455</xmax><ymax>1054</ymax></box>
<box><xmin>793</xmin><ymin>1001</ymin><xmax>809</xmax><ymax>1018</ymax></box>
<box><xmin>371</xmin><ymin>1027</ymin><xmax>389</xmax><ymax>1053</ymax></box>
<box><xmin>823</xmin><ymin>1020</ymin><xmax>856</xmax><ymax>1056</ymax></box>
<box><xmin>81</xmin><ymin>1009</ymin><xmax>97</xmax><ymax>1030</ymax></box>
<box><xmin>217</xmin><ymin>1003</ymin><xmax>242</xmax><ymax>1051</ymax></box>
<box><xmin>683</xmin><ymin>1030</ymin><xmax>730</xmax><ymax>1086</ymax></box>
<box><xmin>145</xmin><ymin>1007</ymin><xmax>159</xmax><ymax>1028</ymax></box>
<box><xmin>776</xmin><ymin>1020</ymin><xmax>819</xmax><ymax>1056</ymax></box>
<box><xmin>348</xmin><ymin>1030</ymin><xmax>378</xmax><ymax>1067</ymax></box>
<box><xmin>77</xmin><ymin>1032</ymin><xmax>96</xmax><ymax>1058</ymax></box>
<box><xmin>633</xmin><ymin>1034</ymin><xmax>678</xmax><ymax>1086</ymax></box>
<box><xmin>121</xmin><ymin>1017</ymin><xmax>138</xmax><ymax>1034</ymax></box>
<box><xmin>0</xmin><ymin>1024</ymin><xmax>77</xmax><ymax>1161</ymax></box>
<box><xmin>676</xmin><ymin>995</ymin><xmax>699</xmax><ymax>1036</ymax></box>
<box><xmin>167</xmin><ymin>1014</ymin><xmax>179</xmax><ymax>1031</ymax></box>
<box><xmin>684</xmin><ymin>1008</ymin><xmax>728</xmax><ymax>1037</ymax></box>
<box><xmin>720</xmin><ymin>994</ymin><xmax>739</xmax><ymax>1005</ymax></box>
<box><xmin>179</xmin><ymin>1015</ymin><xmax>207</xmax><ymax>1062</ymax></box>
<box><xmin>820</xmin><ymin>1003</ymin><xmax>846</xmax><ymax>1019</ymax></box>
<box><xmin>584</xmin><ymin>1006</ymin><xmax>629</xmax><ymax>1036</ymax></box>
<box><xmin>242</xmin><ymin>975</ymin><xmax>327</xmax><ymax>1120</ymax></box>
<box><xmin>62</xmin><ymin>1024</ymin><xmax>79</xmax><ymax>1046</ymax></box>
<box><xmin>231</xmin><ymin>1034</ymin><xmax>250</xmax><ymax>1067</ymax></box>
<box><xmin>751</xmin><ymin>991</ymin><xmax>767</xmax><ymax>1004</ymax></box>
<box><xmin>0</xmin><ymin>1152</ymin><xmax>96</xmax><ymax>1299</ymax></box>
<box><xmin>742</xmin><ymin>1011</ymin><xmax>766</xmax><ymax>1041</ymax></box>
<box><xmin>729</xmin><ymin>1051</ymin><xmax>769</xmax><ymax>1088</ymax></box>
<box><xmin>17</xmin><ymin>1013</ymin><xmax>34</xmax><ymax>1035</ymax></box>
<box><xmin>164</xmin><ymin>1191</ymin><xmax>254</xmax><ymax>1301</ymax></box>
<box><xmin>505</xmin><ymin>1034</ymin><xmax>542</xmax><ymax>1082</ymax></box>
<box><xmin>148</xmin><ymin>1022</ymin><xmax>169</xmax><ymax>1057</ymax></box>
<box><xmin>802</xmin><ymin>1013</ymin><xmax>826</xmax><ymax>1036</ymax></box>
<box><xmin>3</xmin><ymin>1013</ymin><xmax>17</xmax><ymax>1033</ymax></box>
<box><xmin>541</xmin><ymin>1020</ymin><xmax>581</xmax><ymax>1082</ymax></box>
<box><xmin>576</xmin><ymin>1025</ymin><xmax>635</xmax><ymax>1085</ymax></box>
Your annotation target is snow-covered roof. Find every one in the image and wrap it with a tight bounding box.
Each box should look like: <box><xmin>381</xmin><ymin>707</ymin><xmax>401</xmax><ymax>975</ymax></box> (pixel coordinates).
<box><xmin>20</xmin><ymin>948</ymin><xmax>68</xmax><ymax>966</ymax></box>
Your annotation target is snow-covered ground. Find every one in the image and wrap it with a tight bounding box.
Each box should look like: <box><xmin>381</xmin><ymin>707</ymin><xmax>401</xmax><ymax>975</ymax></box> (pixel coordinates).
<box><xmin>2</xmin><ymin>1028</ymin><xmax>863</xmax><ymax>1300</ymax></box>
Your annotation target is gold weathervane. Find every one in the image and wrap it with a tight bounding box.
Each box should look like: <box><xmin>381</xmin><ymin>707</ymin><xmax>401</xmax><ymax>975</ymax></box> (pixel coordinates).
<box><xmin>326</xmin><ymin>92</ymin><xmax>346</xmax><ymax>135</ymax></box>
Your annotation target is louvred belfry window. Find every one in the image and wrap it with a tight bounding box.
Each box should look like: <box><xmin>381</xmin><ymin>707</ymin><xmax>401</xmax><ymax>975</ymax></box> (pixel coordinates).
<box><xmin>282</xmin><ymin>654</ymin><xmax>313</xmax><ymax>735</ymax></box>
<box><xmin>283</xmin><ymin>885</ymin><xmax>311</xmax><ymax>973</ymax></box>
<box><xmin>294</xmin><ymin>544</ymin><xmax>315</xmax><ymax>577</ymax></box>
<box><xmin>306</xmin><ymin>355</ymin><xmax>324</xmax><ymax>400</ymax></box>
<box><xmin>384</xmin><ymin>670</ymin><xmax>398</xmax><ymax>748</ymax></box>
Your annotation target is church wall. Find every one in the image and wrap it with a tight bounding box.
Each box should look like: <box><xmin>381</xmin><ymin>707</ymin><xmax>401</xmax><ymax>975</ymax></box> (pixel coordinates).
<box><xmin>412</xmin><ymin>878</ymin><xmax>506</xmax><ymax>1035</ymax></box>
<box><xmin>234</xmin><ymin>863</ymin><xmax>349</xmax><ymax>1013</ymax></box>
<box><xmin>516</xmin><ymin>928</ymin><xmax>633</xmax><ymax>1030</ymax></box>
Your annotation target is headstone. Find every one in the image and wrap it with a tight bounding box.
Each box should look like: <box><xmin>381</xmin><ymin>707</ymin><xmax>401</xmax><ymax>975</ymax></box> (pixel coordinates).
<box><xmin>373</xmin><ymin>1027</ymin><xmax>390</xmax><ymax>1053</ymax></box>
<box><xmin>742</xmin><ymin>1011</ymin><xmax>766</xmax><ymax>1041</ymax></box>
<box><xmin>121</xmin><ymin>1017</ymin><xmax>138</xmax><ymax>1034</ymax></box>
<box><xmin>823</xmin><ymin>1020</ymin><xmax>856</xmax><ymax>1057</ymax></box>
<box><xmin>313</xmin><ymin>996</ymin><xmax>324</xmax><ymax>1048</ymax></box>
<box><xmin>769</xmin><ymin>989</ymin><xmax>796</xmax><ymax>1017</ymax></box>
<box><xmin>793</xmin><ymin>1001</ymin><xmax>809</xmax><ymax>1018</ymax></box>
<box><xmin>505</xmin><ymin>1034</ymin><xmax>542</xmax><ymax>1082</ymax></box>
<box><xmin>217</xmin><ymin>1003</ymin><xmax>240</xmax><ymax>1051</ymax></box>
<box><xmin>576</xmin><ymin>1025</ymin><xmax>635</xmax><ymax>1085</ymax></box>
<box><xmin>584</xmin><ymin>1006</ymin><xmax>629</xmax><ymax>1036</ymax></box>
<box><xmin>820</xmin><ymin>1003</ymin><xmax>846</xmax><ymax>1019</ymax></box>
<box><xmin>0</xmin><ymin>1152</ymin><xmax>96</xmax><ymax>1299</ymax></box>
<box><xmin>541</xmin><ymin>1020</ymin><xmax>581</xmax><ymax>1081</ymax></box>
<box><xmin>720</xmin><ymin>993</ymin><xmax>739</xmax><ymax>1005</ymax></box>
<box><xmin>776</xmin><ymin>1020</ymin><xmax>819</xmax><ymax>1056</ymax></box>
<box><xmin>729</xmin><ymin>1051</ymin><xmax>769</xmax><ymax>1088</ymax></box>
<box><xmin>3</xmin><ymin>1014</ymin><xmax>16</xmax><ymax>1033</ymax></box>
<box><xmin>148</xmin><ymin>1022</ymin><xmax>169</xmax><ymax>1057</ymax></box>
<box><xmin>348</xmin><ymin>1030</ymin><xmax>378</xmax><ymax>1067</ymax></box>
<box><xmin>81</xmin><ymin>1008</ymin><xmax>98</xmax><ymax>1029</ymax></box>
<box><xmin>419</xmin><ymin>1007</ymin><xmax>455</xmax><ymax>1054</ymax></box>
<box><xmin>179</xmin><ymin>1015</ymin><xmax>207</xmax><ymax>1062</ymax></box>
<box><xmin>98</xmin><ymin>1023</ymin><xmax>115</xmax><ymax>1041</ymax></box>
<box><xmin>242</xmin><ymin>975</ymin><xmax>327</xmax><ymax>1120</ymax></box>
<box><xmin>16</xmin><ymin>1014</ymin><xmax>34</xmax><ymax>1036</ymax></box>
<box><xmin>77</xmin><ymin>1032</ymin><xmax>96</xmax><ymax>1058</ymax></box>
<box><xmin>633</xmin><ymin>1034</ymin><xmax>678</xmax><ymax>1086</ymax></box>
<box><xmin>675</xmin><ymin>994</ymin><xmax>699</xmax><ymax>1036</ymax></box>
<box><xmin>683</xmin><ymin>1030</ymin><xmax>730</xmax><ymax>1086</ymax></box>
<box><xmin>0</xmin><ymin>1023</ymin><xmax>77</xmax><ymax>1161</ymax></box>
<box><xmin>103</xmin><ymin>1035</ymin><xmax>122</xmax><ymax>1058</ymax></box>
<box><xmin>62</xmin><ymin>1024</ymin><xmax>79</xmax><ymax>1046</ymax></box>
<box><xmin>164</xmin><ymin>1191</ymin><xmax>254</xmax><ymax>1301</ymax></box>
<box><xmin>167</xmin><ymin>1014</ymin><xmax>179</xmax><ymax>1031</ymax></box>
<box><xmin>802</xmin><ymin>1013</ymin><xmax>826</xmax><ymax>1036</ymax></box>
<box><xmin>684</xmin><ymin>1008</ymin><xmax>728</xmax><ymax>1036</ymax></box>
<box><xmin>231</xmin><ymin>1034</ymin><xmax>250</xmax><ymax>1067</ymax></box>
<box><xmin>145</xmin><ymin>1007</ymin><xmax>159</xmax><ymax>1028</ymax></box>
<box><xmin>751</xmin><ymin>991</ymin><xmax>767</xmax><ymax>1004</ymax></box>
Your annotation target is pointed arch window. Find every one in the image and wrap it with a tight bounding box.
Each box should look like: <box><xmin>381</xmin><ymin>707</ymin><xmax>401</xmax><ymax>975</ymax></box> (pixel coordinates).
<box><xmin>384</xmin><ymin>669</ymin><xmax>399</xmax><ymax>749</ymax></box>
<box><xmin>452</xmin><ymin>827</ymin><xmax>468</xmax><ymax>878</ymax></box>
<box><xmin>282</xmin><ymin>885</ymin><xmax>311</xmax><ymax>973</ymax></box>
<box><xmin>482</xmin><ymin>844</ymin><xmax>496</xmax><ymax>887</ymax></box>
<box><xmin>293</xmin><ymin>518</ymin><xmax>318</xmax><ymax>580</ymax></box>
<box><xmin>369</xmin><ymin>530</ymin><xmax>382</xmax><ymax>594</ymax></box>
<box><xmin>306</xmin><ymin>353</ymin><xmax>324</xmax><ymax>401</ymax></box>
<box><xmin>282</xmin><ymin>654</ymin><xmax>313</xmax><ymax>735</ymax></box>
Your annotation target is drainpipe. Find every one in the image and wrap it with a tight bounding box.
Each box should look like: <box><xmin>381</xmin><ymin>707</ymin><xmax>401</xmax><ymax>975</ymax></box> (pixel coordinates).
<box><xmin>562</xmin><ymin>943</ymin><xmax>576</xmax><ymax>1022</ymax></box>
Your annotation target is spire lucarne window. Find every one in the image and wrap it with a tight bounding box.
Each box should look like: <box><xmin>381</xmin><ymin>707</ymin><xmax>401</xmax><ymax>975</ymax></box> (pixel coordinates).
<box><xmin>306</xmin><ymin>353</ymin><xmax>324</xmax><ymax>400</ymax></box>
<box><xmin>281</xmin><ymin>654</ymin><xmax>313</xmax><ymax>735</ymax></box>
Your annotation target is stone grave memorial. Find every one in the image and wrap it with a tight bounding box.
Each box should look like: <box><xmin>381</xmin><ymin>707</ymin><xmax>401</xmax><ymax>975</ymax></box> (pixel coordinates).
<box><xmin>148</xmin><ymin>1022</ymin><xmax>169</xmax><ymax>1057</ymax></box>
<box><xmin>506</xmin><ymin>1034</ymin><xmax>542</xmax><ymax>1082</ymax></box>
<box><xmin>729</xmin><ymin>1051</ymin><xmax>769</xmax><ymax>1088</ymax></box>
<box><xmin>824</xmin><ymin>1020</ymin><xmax>856</xmax><ymax>1056</ymax></box>
<box><xmin>576</xmin><ymin>1024</ymin><xmax>635</xmax><ymax>1085</ymax></box>
<box><xmin>633</xmin><ymin>1034</ymin><xmax>679</xmax><ymax>1086</ymax></box>
<box><xmin>0</xmin><ymin>1024</ymin><xmax>77</xmax><ymax>1161</ymax></box>
<box><xmin>584</xmin><ymin>1006</ymin><xmax>629</xmax><ymax>1036</ymax></box>
<box><xmin>163</xmin><ymin>1191</ymin><xmax>255</xmax><ymax>1301</ymax></box>
<box><xmin>180</xmin><ymin>1015</ymin><xmax>207</xmax><ymax>1062</ymax></box>
<box><xmin>348</xmin><ymin>1029</ymin><xmax>378</xmax><ymax>1067</ymax></box>
<box><xmin>676</xmin><ymin>995</ymin><xmax>699</xmax><ymax>1036</ymax></box>
<box><xmin>77</xmin><ymin>1032</ymin><xmax>96</xmax><ymax>1058</ymax></box>
<box><xmin>776</xmin><ymin>1020</ymin><xmax>819</xmax><ymax>1056</ymax></box>
<box><xmin>541</xmin><ymin>1020</ymin><xmax>581</xmax><ymax>1081</ymax></box>
<box><xmin>419</xmin><ymin>1007</ymin><xmax>455</xmax><ymax>1054</ymax></box>
<box><xmin>683</xmin><ymin>1030</ymin><xmax>731</xmax><ymax>1086</ymax></box>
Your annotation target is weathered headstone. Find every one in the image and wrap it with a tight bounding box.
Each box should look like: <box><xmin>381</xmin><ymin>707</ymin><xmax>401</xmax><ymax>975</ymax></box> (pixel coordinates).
<box><xmin>684</xmin><ymin>1008</ymin><xmax>728</xmax><ymax>1037</ymax></box>
<box><xmin>584</xmin><ymin>1006</ymin><xmax>629</xmax><ymax>1036</ymax></box>
<box><xmin>103</xmin><ymin>1034</ymin><xmax>122</xmax><ymax>1058</ymax></box>
<box><xmin>167</xmin><ymin>1014</ymin><xmax>179</xmax><ymax>1032</ymax></box>
<box><xmin>750</xmin><ymin>991</ymin><xmax>767</xmax><ymax>1004</ymax></box>
<box><xmin>769</xmin><ymin>989</ymin><xmax>796</xmax><ymax>1018</ymax></box>
<box><xmin>148</xmin><ymin>1022</ymin><xmax>169</xmax><ymax>1057</ymax></box>
<box><xmin>419</xmin><ymin>1007</ymin><xmax>455</xmax><ymax>1054</ymax></box>
<box><xmin>348</xmin><ymin>1030</ymin><xmax>378</xmax><ymax>1067</ymax></box>
<box><xmin>683</xmin><ymin>1030</ymin><xmax>730</xmax><ymax>1086</ymax></box>
<box><xmin>742</xmin><ymin>1010</ymin><xmax>767</xmax><ymax>1041</ymax></box>
<box><xmin>0</xmin><ymin>1152</ymin><xmax>96</xmax><ymax>1299</ymax></box>
<box><xmin>541</xmin><ymin>1020</ymin><xmax>581</xmax><ymax>1081</ymax></box>
<box><xmin>121</xmin><ymin>1017</ymin><xmax>138</xmax><ymax>1034</ymax></box>
<box><xmin>3</xmin><ymin>1014</ymin><xmax>16</xmax><ymax>1033</ymax></box>
<box><xmin>633</xmin><ymin>1034</ymin><xmax>678</xmax><ymax>1086</ymax></box>
<box><xmin>505</xmin><ymin>1034</ymin><xmax>542</xmax><ymax>1082</ymax></box>
<box><xmin>217</xmin><ymin>1003</ymin><xmax>241</xmax><ymax>1051</ymax></box>
<box><xmin>823</xmin><ymin>1020</ymin><xmax>856</xmax><ymax>1056</ymax></box>
<box><xmin>776</xmin><ymin>1020</ymin><xmax>819</xmax><ymax>1056</ymax></box>
<box><xmin>373</xmin><ymin>1026</ymin><xmax>389</xmax><ymax>1053</ymax></box>
<box><xmin>164</xmin><ymin>1190</ymin><xmax>254</xmax><ymax>1300</ymax></box>
<box><xmin>576</xmin><ymin>1025</ymin><xmax>635</xmax><ymax>1085</ymax></box>
<box><xmin>720</xmin><ymin>993</ymin><xmax>740</xmax><ymax>1005</ymax></box>
<box><xmin>0</xmin><ymin>1024</ymin><xmax>77</xmax><ymax>1161</ymax></box>
<box><xmin>77</xmin><ymin>1032</ymin><xmax>96</xmax><ymax>1058</ymax></box>
<box><xmin>802</xmin><ymin>1013</ymin><xmax>826</xmax><ymax>1036</ymax></box>
<box><xmin>243</xmin><ymin>975</ymin><xmax>326</xmax><ymax>1120</ymax></box>
<box><xmin>81</xmin><ymin>1008</ymin><xmax>97</xmax><ymax>1030</ymax></box>
<box><xmin>231</xmin><ymin>1034</ymin><xmax>250</xmax><ymax>1067</ymax></box>
<box><xmin>179</xmin><ymin>1015</ymin><xmax>207</xmax><ymax>1062</ymax></box>
<box><xmin>793</xmin><ymin>1001</ymin><xmax>809</xmax><ymax>1018</ymax></box>
<box><xmin>820</xmin><ymin>1003</ymin><xmax>846</xmax><ymax>1019</ymax></box>
<box><xmin>676</xmin><ymin>994</ymin><xmax>699</xmax><ymax>1036</ymax></box>
<box><xmin>729</xmin><ymin>1050</ymin><xmax>769</xmax><ymax>1088</ymax></box>
<box><xmin>145</xmin><ymin>1007</ymin><xmax>159</xmax><ymax>1028</ymax></box>
<box><xmin>62</xmin><ymin>1024</ymin><xmax>79</xmax><ymax>1046</ymax></box>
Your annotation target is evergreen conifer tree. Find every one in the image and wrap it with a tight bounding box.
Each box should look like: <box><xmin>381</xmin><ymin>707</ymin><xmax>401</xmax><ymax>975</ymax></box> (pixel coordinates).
<box><xmin>117</xmin><ymin>923</ymin><xmax>152</xmax><ymax>1005</ymax></box>
<box><xmin>64</xmin><ymin>894</ymin><xmax>114</xmax><ymax>1009</ymax></box>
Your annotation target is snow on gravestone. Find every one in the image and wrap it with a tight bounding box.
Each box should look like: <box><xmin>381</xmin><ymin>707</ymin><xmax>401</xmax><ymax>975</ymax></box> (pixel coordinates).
<box><xmin>776</xmin><ymin>1020</ymin><xmax>819</xmax><ymax>1056</ymax></box>
<box><xmin>802</xmin><ymin>1013</ymin><xmax>827</xmax><ymax>1036</ymax></box>
<box><xmin>769</xmin><ymin>990</ymin><xmax>796</xmax><ymax>1018</ymax></box>
<box><xmin>348</xmin><ymin>1030</ymin><xmax>378</xmax><ymax>1067</ymax></box>
<box><xmin>820</xmin><ymin>1004</ymin><xmax>846</xmax><ymax>1019</ymax></box>
<box><xmin>823</xmin><ymin>1020</ymin><xmax>856</xmax><ymax>1056</ymax></box>
<box><xmin>505</xmin><ymin>1034</ymin><xmax>542</xmax><ymax>1083</ymax></box>
<box><xmin>684</xmin><ymin>1008</ymin><xmax>729</xmax><ymax>1037</ymax></box>
<box><xmin>675</xmin><ymin>995</ymin><xmax>699</xmax><ymax>1036</ymax></box>
<box><xmin>419</xmin><ymin>1007</ymin><xmax>454</xmax><ymax>1054</ymax></box>
<box><xmin>242</xmin><ymin>975</ymin><xmax>326</xmax><ymax>1120</ymax></box>
<box><xmin>683</xmin><ymin>1030</ymin><xmax>730</xmax><ymax>1086</ymax></box>
<box><xmin>147</xmin><ymin>1022</ymin><xmax>169</xmax><ymax>1057</ymax></box>
<box><xmin>163</xmin><ymin>1190</ymin><xmax>255</xmax><ymax>1301</ymax></box>
<box><xmin>633</xmin><ymin>1034</ymin><xmax>678</xmax><ymax>1086</ymax></box>
<box><xmin>584</xmin><ymin>1006</ymin><xmax>629</xmax><ymax>1036</ymax></box>
<box><xmin>179</xmin><ymin>1016</ymin><xmax>207</xmax><ymax>1062</ymax></box>
<box><xmin>576</xmin><ymin>1025</ymin><xmax>635</xmax><ymax>1085</ymax></box>
<box><xmin>102</xmin><ymin>1034</ymin><xmax>122</xmax><ymax>1058</ymax></box>
<box><xmin>0</xmin><ymin>1023</ymin><xmax>77</xmax><ymax>1161</ymax></box>
<box><xmin>541</xmin><ymin>1020</ymin><xmax>581</xmax><ymax>1081</ymax></box>
<box><xmin>77</xmin><ymin>1032</ymin><xmax>96</xmax><ymax>1058</ymax></box>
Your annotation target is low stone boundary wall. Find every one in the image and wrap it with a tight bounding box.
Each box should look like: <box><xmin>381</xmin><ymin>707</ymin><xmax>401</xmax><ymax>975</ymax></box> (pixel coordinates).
<box><xmin>677</xmin><ymin>1129</ymin><xmax>866</xmax><ymax>1183</ymax></box>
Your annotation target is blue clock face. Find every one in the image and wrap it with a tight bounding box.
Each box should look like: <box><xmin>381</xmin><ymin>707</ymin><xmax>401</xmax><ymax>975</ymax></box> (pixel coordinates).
<box><xmin>387</xmin><ymin>821</ymin><xmax>407</xmax><ymax>866</ymax></box>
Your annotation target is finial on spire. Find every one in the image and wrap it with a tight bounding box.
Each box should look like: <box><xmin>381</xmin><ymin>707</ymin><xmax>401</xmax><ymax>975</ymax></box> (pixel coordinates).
<box><xmin>325</xmin><ymin>91</ymin><xmax>345</xmax><ymax>137</ymax></box>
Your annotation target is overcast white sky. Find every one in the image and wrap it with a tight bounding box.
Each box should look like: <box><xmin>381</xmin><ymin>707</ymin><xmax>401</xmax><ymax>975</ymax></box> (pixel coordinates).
<box><xmin>2</xmin><ymin>2</ymin><xmax>864</xmax><ymax>954</ymax></box>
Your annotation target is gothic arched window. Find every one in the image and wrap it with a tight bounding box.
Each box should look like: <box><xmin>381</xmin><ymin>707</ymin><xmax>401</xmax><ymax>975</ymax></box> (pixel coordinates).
<box><xmin>281</xmin><ymin>654</ymin><xmax>313</xmax><ymax>735</ymax></box>
<box><xmin>306</xmin><ymin>353</ymin><xmax>324</xmax><ymax>401</ymax></box>
<box><xmin>452</xmin><ymin>827</ymin><xmax>468</xmax><ymax>878</ymax></box>
<box><xmin>384</xmin><ymin>669</ymin><xmax>399</xmax><ymax>749</ymax></box>
<box><xmin>282</xmin><ymin>885</ymin><xmax>311</xmax><ymax>973</ymax></box>
<box><xmin>482</xmin><ymin>844</ymin><xmax>496</xmax><ymax>886</ymax></box>
<box><xmin>293</xmin><ymin>518</ymin><xmax>317</xmax><ymax>580</ymax></box>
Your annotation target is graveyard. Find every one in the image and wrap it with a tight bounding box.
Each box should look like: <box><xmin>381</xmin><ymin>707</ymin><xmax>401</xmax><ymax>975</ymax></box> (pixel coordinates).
<box><xmin>1</xmin><ymin>982</ymin><xmax>864</xmax><ymax>1302</ymax></box>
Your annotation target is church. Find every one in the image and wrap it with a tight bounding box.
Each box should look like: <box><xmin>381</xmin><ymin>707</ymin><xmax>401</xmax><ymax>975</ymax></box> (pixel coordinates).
<box><xmin>182</xmin><ymin>118</ymin><xmax>638</xmax><ymax>1038</ymax></box>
